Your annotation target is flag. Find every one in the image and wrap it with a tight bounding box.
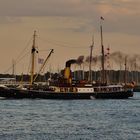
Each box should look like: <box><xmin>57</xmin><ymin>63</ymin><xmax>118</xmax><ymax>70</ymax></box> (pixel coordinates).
<box><xmin>38</xmin><ymin>58</ymin><xmax>44</xmax><ymax>64</ymax></box>
<box><xmin>101</xmin><ymin>16</ymin><xmax>104</xmax><ymax>20</ymax></box>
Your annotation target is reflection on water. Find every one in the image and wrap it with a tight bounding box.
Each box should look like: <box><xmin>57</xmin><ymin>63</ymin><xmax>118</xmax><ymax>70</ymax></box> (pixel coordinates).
<box><xmin>0</xmin><ymin>92</ymin><xmax>140</xmax><ymax>140</ymax></box>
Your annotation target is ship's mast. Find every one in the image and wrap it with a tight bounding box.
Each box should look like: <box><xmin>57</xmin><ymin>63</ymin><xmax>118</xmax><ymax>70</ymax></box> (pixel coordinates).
<box><xmin>100</xmin><ymin>17</ymin><xmax>105</xmax><ymax>84</ymax></box>
<box><xmin>134</xmin><ymin>58</ymin><xmax>138</xmax><ymax>84</ymax></box>
<box><xmin>12</xmin><ymin>59</ymin><xmax>16</xmax><ymax>83</ymax></box>
<box><xmin>124</xmin><ymin>56</ymin><xmax>127</xmax><ymax>86</ymax></box>
<box><xmin>33</xmin><ymin>49</ymin><xmax>54</xmax><ymax>82</ymax></box>
<box><xmin>88</xmin><ymin>35</ymin><xmax>94</xmax><ymax>83</ymax></box>
<box><xmin>30</xmin><ymin>31</ymin><xmax>37</xmax><ymax>85</ymax></box>
<box><xmin>12</xmin><ymin>59</ymin><xmax>15</xmax><ymax>76</ymax></box>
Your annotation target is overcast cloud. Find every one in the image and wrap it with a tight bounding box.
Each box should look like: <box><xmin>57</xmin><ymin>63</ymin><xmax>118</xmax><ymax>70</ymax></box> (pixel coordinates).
<box><xmin>0</xmin><ymin>0</ymin><xmax>139</xmax><ymax>17</ymax></box>
<box><xmin>0</xmin><ymin>0</ymin><xmax>139</xmax><ymax>35</ymax></box>
<box><xmin>0</xmin><ymin>0</ymin><xmax>140</xmax><ymax>73</ymax></box>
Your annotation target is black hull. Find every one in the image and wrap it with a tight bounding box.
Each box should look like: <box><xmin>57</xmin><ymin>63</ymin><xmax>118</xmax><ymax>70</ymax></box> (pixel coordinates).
<box><xmin>133</xmin><ymin>86</ymin><xmax>140</xmax><ymax>92</ymax></box>
<box><xmin>0</xmin><ymin>87</ymin><xmax>134</xmax><ymax>99</ymax></box>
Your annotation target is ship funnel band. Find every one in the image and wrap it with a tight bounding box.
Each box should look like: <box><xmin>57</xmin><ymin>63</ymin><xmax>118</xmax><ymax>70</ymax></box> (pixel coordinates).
<box><xmin>66</xmin><ymin>59</ymin><xmax>77</xmax><ymax>67</ymax></box>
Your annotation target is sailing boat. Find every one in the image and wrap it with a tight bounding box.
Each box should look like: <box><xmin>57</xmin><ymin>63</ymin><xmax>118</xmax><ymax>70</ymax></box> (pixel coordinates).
<box><xmin>0</xmin><ymin>28</ymin><xmax>134</xmax><ymax>99</ymax></box>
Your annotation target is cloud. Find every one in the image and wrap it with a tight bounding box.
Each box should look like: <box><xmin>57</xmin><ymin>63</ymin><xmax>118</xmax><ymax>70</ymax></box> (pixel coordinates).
<box><xmin>0</xmin><ymin>16</ymin><xmax>22</xmax><ymax>24</ymax></box>
<box><xmin>0</xmin><ymin>0</ymin><xmax>139</xmax><ymax>17</ymax></box>
<box><xmin>0</xmin><ymin>0</ymin><xmax>140</xmax><ymax>73</ymax></box>
<box><xmin>0</xmin><ymin>0</ymin><xmax>140</xmax><ymax>35</ymax></box>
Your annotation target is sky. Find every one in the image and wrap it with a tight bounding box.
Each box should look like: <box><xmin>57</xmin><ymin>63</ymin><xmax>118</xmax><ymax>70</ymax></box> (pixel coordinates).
<box><xmin>0</xmin><ymin>0</ymin><xmax>140</xmax><ymax>74</ymax></box>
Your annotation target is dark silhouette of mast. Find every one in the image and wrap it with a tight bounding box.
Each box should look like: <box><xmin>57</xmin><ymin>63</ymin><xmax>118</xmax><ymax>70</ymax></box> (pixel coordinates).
<box><xmin>124</xmin><ymin>56</ymin><xmax>127</xmax><ymax>85</ymax></box>
<box><xmin>100</xmin><ymin>17</ymin><xmax>105</xmax><ymax>84</ymax></box>
<box><xmin>134</xmin><ymin>58</ymin><xmax>138</xmax><ymax>84</ymax></box>
<box><xmin>12</xmin><ymin>59</ymin><xmax>15</xmax><ymax>76</ymax></box>
<box><xmin>30</xmin><ymin>31</ymin><xmax>37</xmax><ymax>85</ymax></box>
<box><xmin>88</xmin><ymin>35</ymin><xmax>94</xmax><ymax>83</ymax></box>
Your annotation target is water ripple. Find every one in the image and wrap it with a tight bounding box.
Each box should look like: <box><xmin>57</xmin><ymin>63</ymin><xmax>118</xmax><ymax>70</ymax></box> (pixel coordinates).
<box><xmin>0</xmin><ymin>93</ymin><xmax>140</xmax><ymax>140</ymax></box>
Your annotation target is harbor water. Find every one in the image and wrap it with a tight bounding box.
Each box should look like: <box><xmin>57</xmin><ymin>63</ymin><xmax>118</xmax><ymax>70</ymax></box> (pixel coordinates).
<box><xmin>0</xmin><ymin>93</ymin><xmax>140</xmax><ymax>140</ymax></box>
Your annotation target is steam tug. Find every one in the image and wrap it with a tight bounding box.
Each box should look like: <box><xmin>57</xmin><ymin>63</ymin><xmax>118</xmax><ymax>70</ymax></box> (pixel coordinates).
<box><xmin>0</xmin><ymin>29</ymin><xmax>134</xmax><ymax>99</ymax></box>
<box><xmin>0</xmin><ymin>58</ymin><xmax>133</xmax><ymax>99</ymax></box>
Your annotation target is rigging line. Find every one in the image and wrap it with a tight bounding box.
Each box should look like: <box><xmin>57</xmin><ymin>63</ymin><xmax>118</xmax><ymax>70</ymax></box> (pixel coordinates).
<box><xmin>27</xmin><ymin>55</ymin><xmax>32</xmax><ymax>75</ymax></box>
<box><xmin>3</xmin><ymin>66</ymin><xmax>13</xmax><ymax>74</ymax></box>
<box><xmin>4</xmin><ymin>35</ymin><xmax>32</xmax><ymax>74</ymax></box>
<box><xmin>14</xmin><ymin>36</ymin><xmax>32</xmax><ymax>63</ymax></box>
<box><xmin>42</xmin><ymin>39</ymin><xmax>87</xmax><ymax>49</ymax></box>
<box><xmin>38</xmin><ymin>49</ymin><xmax>52</xmax><ymax>52</ymax></box>
<box><xmin>16</xmin><ymin>51</ymin><xmax>30</xmax><ymax>65</ymax></box>
<box><xmin>4</xmin><ymin>51</ymin><xmax>30</xmax><ymax>74</ymax></box>
<box><xmin>38</xmin><ymin>36</ymin><xmax>85</xmax><ymax>47</ymax></box>
<box><xmin>38</xmin><ymin>37</ymin><xmax>88</xmax><ymax>49</ymax></box>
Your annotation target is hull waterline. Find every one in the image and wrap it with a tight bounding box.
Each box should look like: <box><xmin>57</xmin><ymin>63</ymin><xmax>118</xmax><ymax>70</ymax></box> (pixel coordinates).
<box><xmin>0</xmin><ymin>87</ymin><xmax>134</xmax><ymax>99</ymax></box>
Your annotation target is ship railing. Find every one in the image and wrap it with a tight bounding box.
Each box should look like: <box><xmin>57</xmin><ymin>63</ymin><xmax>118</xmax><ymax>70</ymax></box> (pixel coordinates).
<box><xmin>94</xmin><ymin>86</ymin><xmax>124</xmax><ymax>93</ymax></box>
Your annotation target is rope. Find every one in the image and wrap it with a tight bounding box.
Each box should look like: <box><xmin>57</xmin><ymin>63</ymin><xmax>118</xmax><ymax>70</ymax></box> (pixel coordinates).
<box><xmin>4</xmin><ymin>37</ymin><xmax>32</xmax><ymax>74</ymax></box>
<box><xmin>38</xmin><ymin>37</ymin><xmax>88</xmax><ymax>49</ymax></box>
